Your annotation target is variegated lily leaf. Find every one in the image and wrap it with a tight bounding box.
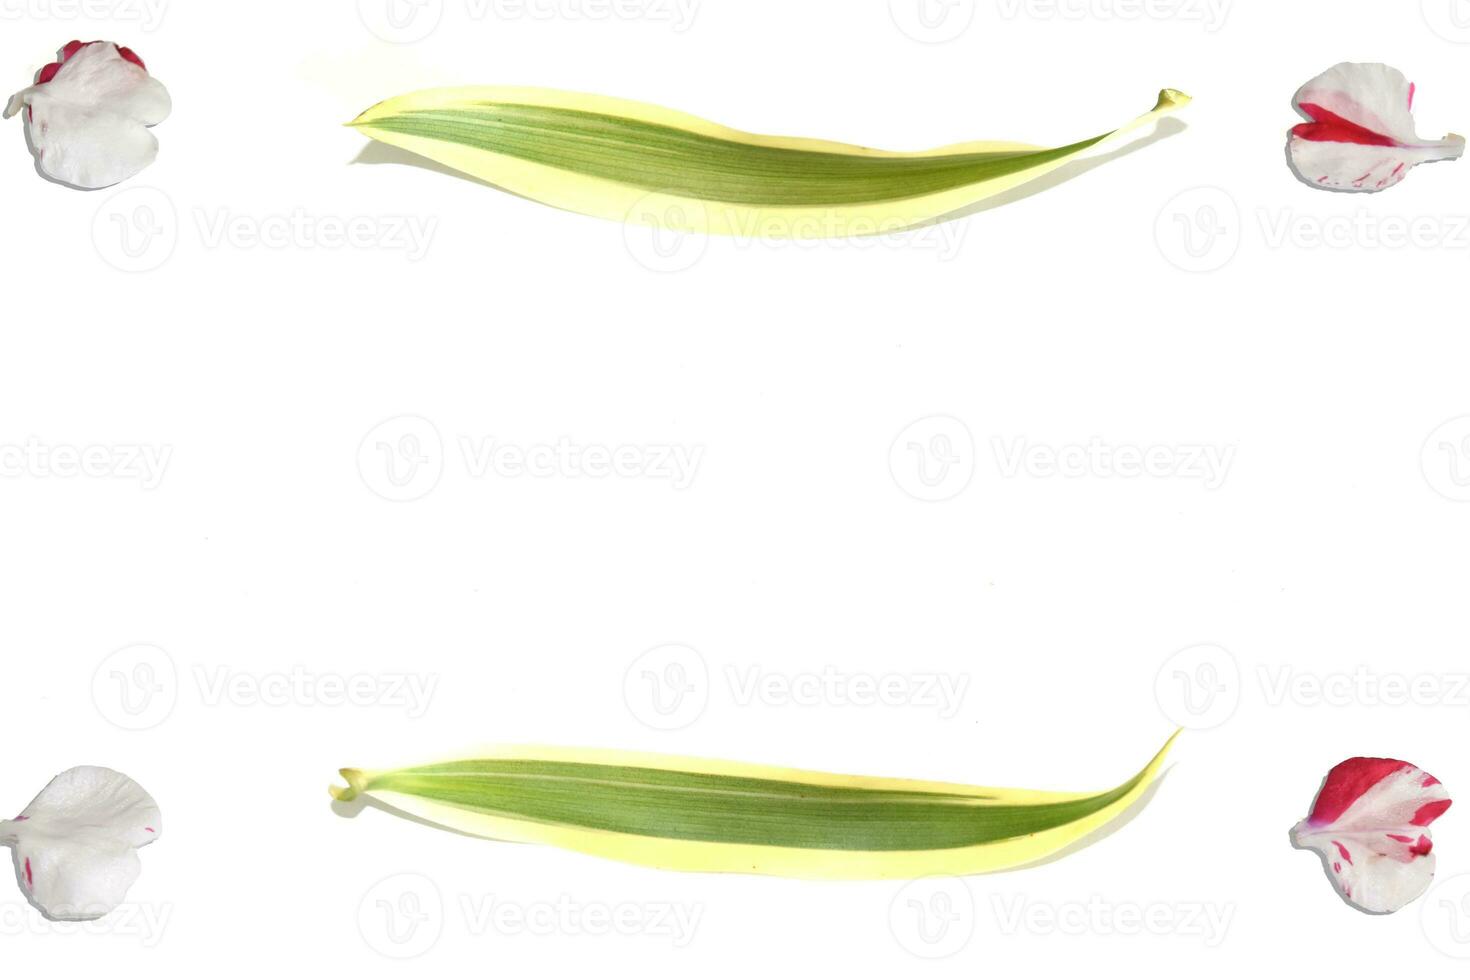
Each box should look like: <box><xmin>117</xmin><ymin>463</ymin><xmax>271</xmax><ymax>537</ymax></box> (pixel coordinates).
<box><xmin>349</xmin><ymin>86</ymin><xmax>1190</xmax><ymax>238</ymax></box>
<box><xmin>332</xmin><ymin>734</ymin><xmax>1177</xmax><ymax>879</ymax></box>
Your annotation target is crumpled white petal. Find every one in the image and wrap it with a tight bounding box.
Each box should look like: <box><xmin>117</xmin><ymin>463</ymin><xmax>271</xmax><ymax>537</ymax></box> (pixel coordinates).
<box><xmin>4</xmin><ymin>41</ymin><xmax>171</xmax><ymax>189</ymax></box>
<box><xmin>1291</xmin><ymin>758</ymin><xmax>1451</xmax><ymax>915</ymax></box>
<box><xmin>0</xmin><ymin>767</ymin><xmax>162</xmax><ymax>921</ymax></box>
<box><xmin>1288</xmin><ymin>63</ymin><xmax>1464</xmax><ymax>193</ymax></box>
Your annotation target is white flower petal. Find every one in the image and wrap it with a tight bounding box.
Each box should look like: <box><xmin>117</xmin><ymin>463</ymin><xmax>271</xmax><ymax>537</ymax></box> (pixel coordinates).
<box><xmin>1</xmin><ymin>767</ymin><xmax>162</xmax><ymax>921</ymax></box>
<box><xmin>24</xmin><ymin>100</ymin><xmax>161</xmax><ymax>190</ymax></box>
<box><xmin>6</xmin><ymin>42</ymin><xmax>170</xmax><ymax>189</ymax></box>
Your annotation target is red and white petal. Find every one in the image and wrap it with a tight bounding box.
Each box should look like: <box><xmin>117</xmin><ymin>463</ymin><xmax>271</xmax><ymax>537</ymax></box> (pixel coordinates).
<box><xmin>1288</xmin><ymin>63</ymin><xmax>1464</xmax><ymax>193</ymax></box>
<box><xmin>1291</xmin><ymin>758</ymin><xmax>1451</xmax><ymax>915</ymax></box>
<box><xmin>33</xmin><ymin>41</ymin><xmax>170</xmax><ymax>126</ymax></box>
<box><xmin>5</xmin><ymin>41</ymin><xmax>170</xmax><ymax>189</ymax></box>
<box><xmin>1296</xmin><ymin>63</ymin><xmax>1421</xmax><ymax>146</ymax></box>
<box><xmin>1</xmin><ymin>767</ymin><xmax>162</xmax><ymax>921</ymax></box>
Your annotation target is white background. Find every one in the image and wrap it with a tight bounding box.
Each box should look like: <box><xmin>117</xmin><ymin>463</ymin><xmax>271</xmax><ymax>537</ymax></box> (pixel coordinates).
<box><xmin>6</xmin><ymin>0</ymin><xmax>1470</xmax><ymax>973</ymax></box>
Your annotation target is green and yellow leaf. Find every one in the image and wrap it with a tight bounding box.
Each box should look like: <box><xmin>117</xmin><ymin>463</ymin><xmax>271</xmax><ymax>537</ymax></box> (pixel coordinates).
<box><xmin>331</xmin><ymin>733</ymin><xmax>1177</xmax><ymax>879</ymax></box>
<box><xmin>348</xmin><ymin>86</ymin><xmax>1191</xmax><ymax>238</ymax></box>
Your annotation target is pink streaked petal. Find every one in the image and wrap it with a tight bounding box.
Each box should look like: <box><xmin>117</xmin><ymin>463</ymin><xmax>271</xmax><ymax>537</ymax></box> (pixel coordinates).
<box><xmin>1288</xmin><ymin>63</ymin><xmax>1464</xmax><ymax>193</ymax></box>
<box><xmin>4</xmin><ymin>768</ymin><xmax>162</xmax><ymax>921</ymax></box>
<box><xmin>1292</xmin><ymin>758</ymin><xmax>1450</xmax><ymax>915</ymax></box>
<box><xmin>1307</xmin><ymin>758</ymin><xmax>1410</xmax><ymax>826</ymax></box>
<box><xmin>1413</xmin><ymin>799</ymin><xmax>1453</xmax><ymax>826</ymax></box>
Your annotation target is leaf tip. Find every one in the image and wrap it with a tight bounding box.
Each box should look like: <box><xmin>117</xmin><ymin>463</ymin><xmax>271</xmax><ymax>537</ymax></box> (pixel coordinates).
<box><xmin>347</xmin><ymin>97</ymin><xmax>398</xmax><ymax>129</ymax></box>
<box><xmin>331</xmin><ymin>768</ymin><xmax>368</xmax><ymax>802</ymax></box>
<box><xmin>1156</xmin><ymin>89</ymin><xmax>1192</xmax><ymax>112</ymax></box>
<box><xmin>1138</xmin><ymin>729</ymin><xmax>1184</xmax><ymax>781</ymax></box>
